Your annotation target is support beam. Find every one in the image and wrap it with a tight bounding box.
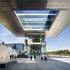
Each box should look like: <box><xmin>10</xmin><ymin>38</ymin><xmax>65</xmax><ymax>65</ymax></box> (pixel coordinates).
<box><xmin>0</xmin><ymin>10</ymin><xmax>25</xmax><ymax>36</ymax></box>
<box><xmin>47</xmin><ymin>10</ymin><xmax>70</xmax><ymax>37</ymax></box>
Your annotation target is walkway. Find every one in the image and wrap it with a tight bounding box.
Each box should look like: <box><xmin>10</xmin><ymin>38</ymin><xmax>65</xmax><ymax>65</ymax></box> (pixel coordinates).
<box><xmin>0</xmin><ymin>57</ymin><xmax>70</xmax><ymax>70</ymax></box>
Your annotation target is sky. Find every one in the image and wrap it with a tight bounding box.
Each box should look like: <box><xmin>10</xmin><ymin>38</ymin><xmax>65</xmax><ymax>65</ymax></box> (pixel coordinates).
<box><xmin>46</xmin><ymin>26</ymin><xmax>70</xmax><ymax>51</ymax></box>
<box><xmin>0</xmin><ymin>24</ymin><xmax>70</xmax><ymax>51</ymax></box>
<box><xmin>0</xmin><ymin>24</ymin><xmax>25</xmax><ymax>44</ymax></box>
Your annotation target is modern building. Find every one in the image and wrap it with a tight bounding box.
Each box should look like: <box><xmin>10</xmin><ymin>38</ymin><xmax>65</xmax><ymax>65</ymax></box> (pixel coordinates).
<box><xmin>14</xmin><ymin>10</ymin><xmax>59</xmax><ymax>54</ymax></box>
<box><xmin>0</xmin><ymin>0</ymin><xmax>70</xmax><ymax>54</ymax></box>
<box><xmin>6</xmin><ymin>43</ymin><xmax>24</xmax><ymax>54</ymax></box>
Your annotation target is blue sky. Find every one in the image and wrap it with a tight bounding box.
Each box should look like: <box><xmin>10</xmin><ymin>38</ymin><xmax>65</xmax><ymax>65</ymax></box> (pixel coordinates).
<box><xmin>0</xmin><ymin>24</ymin><xmax>25</xmax><ymax>44</ymax></box>
<box><xmin>0</xmin><ymin>24</ymin><xmax>70</xmax><ymax>51</ymax></box>
<box><xmin>46</xmin><ymin>26</ymin><xmax>70</xmax><ymax>51</ymax></box>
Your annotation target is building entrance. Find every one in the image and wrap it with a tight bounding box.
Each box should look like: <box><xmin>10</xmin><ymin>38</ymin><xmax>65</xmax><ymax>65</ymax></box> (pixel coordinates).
<box><xmin>30</xmin><ymin>45</ymin><xmax>41</xmax><ymax>55</ymax></box>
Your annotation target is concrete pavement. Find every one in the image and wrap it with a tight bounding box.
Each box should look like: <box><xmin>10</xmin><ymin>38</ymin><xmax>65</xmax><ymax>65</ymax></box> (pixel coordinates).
<box><xmin>0</xmin><ymin>57</ymin><xmax>70</xmax><ymax>70</ymax></box>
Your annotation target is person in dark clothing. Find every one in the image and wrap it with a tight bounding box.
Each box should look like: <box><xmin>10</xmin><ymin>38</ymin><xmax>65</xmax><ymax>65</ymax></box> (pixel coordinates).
<box><xmin>34</xmin><ymin>54</ymin><xmax>36</xmax><ymax>60</ymax></box>
<box><xmin>44</xmin><ymin>56</ymin><xmax>47</xmax><ymax>61</ymax></box>
<box><xmin>30</xmin><ymin>55</ymin><xmax>32</xmax><ymax>60</ymax></box>
<box><xmin>41</xmin><ymin>56</ymin><xmax>43</xmax><ymax>61</ymax></box>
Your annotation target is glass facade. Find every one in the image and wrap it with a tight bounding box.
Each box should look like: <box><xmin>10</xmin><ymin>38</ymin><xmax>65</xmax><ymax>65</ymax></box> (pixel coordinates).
<box><xmin>15</xmin><ymin>10</ymin><xmax>59</xmax><ymax>30</ymax></box>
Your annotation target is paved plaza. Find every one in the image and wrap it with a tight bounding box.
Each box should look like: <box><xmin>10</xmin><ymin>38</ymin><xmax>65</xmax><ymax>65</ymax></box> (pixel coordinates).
<box><xmin>0</xmin><ymin>57</ymin><xmax>70</xmax><ymax>70</ymax></box>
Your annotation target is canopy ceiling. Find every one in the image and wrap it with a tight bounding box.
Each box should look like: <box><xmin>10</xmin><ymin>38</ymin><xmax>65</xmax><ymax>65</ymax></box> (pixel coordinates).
<box><xmin>15</xmin><ymin>10</ymin><xmax>59</xmax><ymax>31</ymax></box>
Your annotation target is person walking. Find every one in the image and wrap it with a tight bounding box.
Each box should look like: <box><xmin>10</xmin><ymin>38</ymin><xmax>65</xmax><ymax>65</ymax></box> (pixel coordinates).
<box><xmin>30</xmin><ymin>55</ymin><xmax>32</xmax><ymax>60</ymax></box>
<box><xmin>34</xmin><ymin>54</ymin><xmax>36</xmax><ymax>60</ymax></box>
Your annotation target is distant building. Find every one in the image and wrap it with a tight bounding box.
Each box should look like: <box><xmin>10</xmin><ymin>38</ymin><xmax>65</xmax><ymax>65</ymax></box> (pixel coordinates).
<box><xmin>6</xmin><ymin>43</ymin><xmax>24</xmax><ymax>54</ymax></box>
